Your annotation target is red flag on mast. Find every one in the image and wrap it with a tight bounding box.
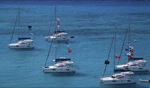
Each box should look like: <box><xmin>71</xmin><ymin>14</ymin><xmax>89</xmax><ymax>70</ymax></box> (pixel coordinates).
<box><xmin>68</xmin><ymin>48</ymin><xmax>72</xmax><ymax>53</ymax></box>
<box><xmin>115</xmin><ymin>55</ymin><xmax>120</xmax><ymax>59</ymax></box>
<box><xmin>127</xmin><ymin>52</ymin><xmax>133</xmax><ymax>59</ymax></box>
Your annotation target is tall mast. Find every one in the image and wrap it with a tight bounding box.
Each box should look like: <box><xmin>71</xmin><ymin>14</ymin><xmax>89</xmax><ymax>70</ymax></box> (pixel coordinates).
<box><xmin>54</xmin><ymin>5</ymin><xmax>58</xmax><ymax>59</ymax></box>
<box><xmin>113</xmin><ymin>26</ymin><xmax>116</xmax><ymax>74</ymax></box>
<box><xmin>128</xmin><ymin>18</ymin><xmax>131</xmax><ymax>47</ymax></box>
<box><xmin>54</xmin><ymin>5</ymin><xmax>57</xmax><ymax>34</ymax></box>
<box><xmin>9</xmin><ymin>8</ymin><xmax>20</xmax><ymax>43</ymax></box>
<box><xmin>47</xmin><ymin>7</ymin><xmax>55</xmax><ymax>36</ymax></box>
<box><xmin>117</xmin><ymin>25</ymin><xmax>129</xmax><ymax>65</ymax></box>
<box><xmin>44</xmin><ymin>42</ymin><xmax>53</xmax><ymax>66</ymax></box>
<box><xmin>18</xmin><ymin>7</ymin><xmax>21</xmax><ymax>38</ymax></box>
<box><xmin>102</xmin><ymin>30</ymin><xmax>115</xmax><ymax>77</ymax></box>
<box><xmin>44</xmin><ymin>5</ymin><xmax>57</xmax><ymax>66</ymax></box>
<box><xmin>127</xmin><ymin>18</ymin><xmax>131</xmax><ymax>62</ymax></box>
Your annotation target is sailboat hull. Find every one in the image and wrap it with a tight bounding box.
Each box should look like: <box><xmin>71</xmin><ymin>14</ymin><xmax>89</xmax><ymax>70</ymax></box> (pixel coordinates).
<box><xmin>114</xmin><ymin>68</ymin><xmax>148</xmax><ymax>72</ymax></box>
<box><xmin>100</xmin><ymin>77</ymin><xmax>136</xmax><ymax>85</ymax></box>
<box><xmin>114</xmin><ymin>64</ymin><xmax>148</xmax><ymax>72</ymax></box>
<box><xmin>45</xmin><ymin>36</ymin><xmax>69</xmax><ymax>43</ymax></box>
<box><xmin>9</xmin><ymin>39</ymin><xmax>34</xmax><ymax>49</ymax></box>
<box><xmin>43</xmin><ymin>66</ymin><xmax>75</xmax><ymax>73</ymax></box>
<box><xmin>8</xmin><ymin>43</ymin><xmax>34</xmax><ymax>49</ymax></box>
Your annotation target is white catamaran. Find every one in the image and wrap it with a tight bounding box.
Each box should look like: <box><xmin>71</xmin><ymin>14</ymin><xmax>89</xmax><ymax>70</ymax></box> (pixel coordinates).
<box><xmin>45</xmin><ymin>6</ymin><xmax>70</xmax><ymax>43</ymax></box>
<box><xmin>114</xmin><ymin>20</ymin><xmax>148</xmax><ymax>72</ymax></box>
<box><xmin>43</xmin><ymin>44</ymin><xmax>75</xmax><ymax>73</ymax></box>
<box><xmin>8</xmin><ymin>8</ymin><xmax>34</xmax><ymax>49</ymax></box>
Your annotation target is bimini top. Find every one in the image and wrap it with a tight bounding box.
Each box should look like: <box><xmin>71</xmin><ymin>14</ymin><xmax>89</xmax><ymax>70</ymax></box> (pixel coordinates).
<box><xmin>54</xmin><ymin>30</ymin><xmax>66</xmax><ymax>34</ymax></box>
<box><xmin>130</xmin><ymin>57</ymin><xmax>143</xmax><ymax>61</ymax></box>
<box><xmin>54</xmin><ymin>30</ymin><xmax>68</xmax><ymax>35</ymax></box>
<box><xmin>54</xmin><ymin>57</ymin><xmax>71</xmax><ymax>62</ymax></box>
<box><xmin>18</xmin><ymin>37</ymin><xmax>31</xmax><ymax>41</ymax></box>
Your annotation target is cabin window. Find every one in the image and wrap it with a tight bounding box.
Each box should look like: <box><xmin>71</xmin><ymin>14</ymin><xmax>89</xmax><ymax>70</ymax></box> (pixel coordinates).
<box><xmin>139</xmin><ymin>64</ymin><xmax>144</xmax><ymax>67</ymax></box>
<box><xmin>21</xmin><ymin>43</ymin><xmax>26</xmax><ymax>44</ymax></box>
<box><xmin>127</xmin><ymin>80</ymin><xmax>131</xmax><ymax>82</ymax></box>
<box><xmin>111</xmin><ymin>76</ymin><xmax>116</xmax><ymax>78</ymax></box>
<box><xmin>44</xmin><ymin>66</ymin><xmax>49</xmax><ymax>68</ymax></box>
<box><xmin>116</xmin><ymin>75</ymin><xmax>124</xmax><ymax>79</ymax></box>
<box><xmin>66</xmin><ymin>69</ymin><xmax>70</xmax><ymax>70</ymax></box>
<box><xmin>123</xmin><ymin>66</ymin><xmax>128</xmax><ymax>69</ymax></box>
<box><xmin>58</xmin><ymin>66</ymin><xmax>63</xmax><ymax>67</ymax></box>
<box><xmin>130</xmin><ymin>64</ymin><xmax>136</xmax><ymax>66</ymax></box>
<box><xmin>52</xmin><ymin>69</ymin><xmax>56</xmax><ymax>70</ymax></box>
<box><xmin>112</xmin><ymin>80</ymin><xmax>116</xmax><ymax>82</ymax></box>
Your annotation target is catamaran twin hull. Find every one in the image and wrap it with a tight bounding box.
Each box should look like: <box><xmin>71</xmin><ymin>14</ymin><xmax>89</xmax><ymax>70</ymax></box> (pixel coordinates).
<box><xmin>100</xmin><ymin>78</ymin><xmax>136</xmax><ymax>85</ymax></box>
<box><xmin>100</xmin><ymin>72</ymin><xmax>136</xmax><ymax>85</ymax></box>
<box><xmin>45</xmin><ymin>36</ymin><xmax>69</xmax><ymax>43</ymax></box>
<box><xmin>8</xmin><ymin>43</ymin><xmax>34</xmax><ymax>49</ymax></box>
<box><xmin>114</xmin><ymin>65</ymin><xmax>148</xmax><ymax>72</ymax></box>
<box><xmin>43</xmin><ymin>66</ymin><xmax>75</xmax><ymax>73</ymax></box>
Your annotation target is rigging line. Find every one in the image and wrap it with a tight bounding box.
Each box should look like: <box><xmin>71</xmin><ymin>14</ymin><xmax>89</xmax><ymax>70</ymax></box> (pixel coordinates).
<box><xmin>117</xmin><ymin>27</ymin><xmax>129</xmax><ymax>65</ymax></box>
<box><xmin>54</xmin><ymin>4</ymin><xmax>58</xmax><ymax>59</ymax></box>
<box><xmin>47</xmin><ymin>9</ymin><xmax>55</xmax><ymax>36</ymax></box>
<box><xmin>9</xmin><ymin>8</ymin><xmax>20</xmax><ymax>43</ymax></box>
<box><xmin>44</xmin><ymin>40</ymin><xmax>53</xmax><ymax>66</ymax></box>
<box><xmin>44</xmin><ymin>5</ymin><xmax>56</xmax><ymax>66</ymax></box>
<box><xmin>102</xmin><ymin>30</ymin><xmax>115</xmax><ymax>77</ymax></box>
<box><xmin>102</xmin><ymin>65</ymin><xmax>108</xmax><ymax>77</ymax></box>
<box><xmin>127</xmin><ymin>18</ymin><xmax>131</xmax><ymax>62</ymax></box>
<box><xmin>114</xmin><ymin>26</ymin><xmax>117</xmax><ymax>74</ymax></box>
<box><xmin>55</xmin><ymin>43</ymin><xmax>58</xmax><ymax>59</ymax></box>
<box><xmin>128</xmin><ymin>18</ymin><xmax>131</xmax><ymax>46</ymax></box>
<box><xmin>18</xmin><ymin>7</ymin><xmax>21</xmax><ymax>38</ymax></box>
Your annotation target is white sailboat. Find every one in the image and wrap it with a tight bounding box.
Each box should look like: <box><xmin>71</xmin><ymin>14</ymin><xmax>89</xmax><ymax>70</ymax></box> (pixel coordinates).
<box><xmin>100</xmin><ymin>29</ymin><xmax>136</xmax><ymax>85</ymax></box>
<box><xmin>115</xmin><ymin>59</ymin><xmax>148</xmax><ymax>72</ymax></box>
<box><xmin>8</xmin><ymin>8</ymin><xmax>34</xmax><ymax>49</ymax></box>
<box><xmin>9</xmin><ymin>37</ymin><xmax>34</xmax><ymax>49</ymax></box>
<box><xmin>100</xmin><ymin>71</ymin><xmax>136</xmax><ymax>84</ymax></box>
<box><xmin>45</xmin><ymin>6</ymin><xmax>69</xmax><ymax>43</ymax></box>
<box><xmin>114</xmin><ymin>20</ymin><xmax>148</xmax><ymax>72</ymax></box>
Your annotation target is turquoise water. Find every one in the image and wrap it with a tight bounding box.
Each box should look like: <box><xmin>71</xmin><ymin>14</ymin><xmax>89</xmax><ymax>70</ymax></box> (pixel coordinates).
<box><xmin>0</xmin><ymin>1</ymin><xmax>150</xmax><ymax>87</ymax></box>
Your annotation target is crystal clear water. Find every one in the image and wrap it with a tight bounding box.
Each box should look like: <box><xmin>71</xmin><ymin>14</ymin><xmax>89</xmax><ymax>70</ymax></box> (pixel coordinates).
<box><xmin>0</xmin><ymin>0</ymin><xmax>150</xmax><ymax>87</ymax></box>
